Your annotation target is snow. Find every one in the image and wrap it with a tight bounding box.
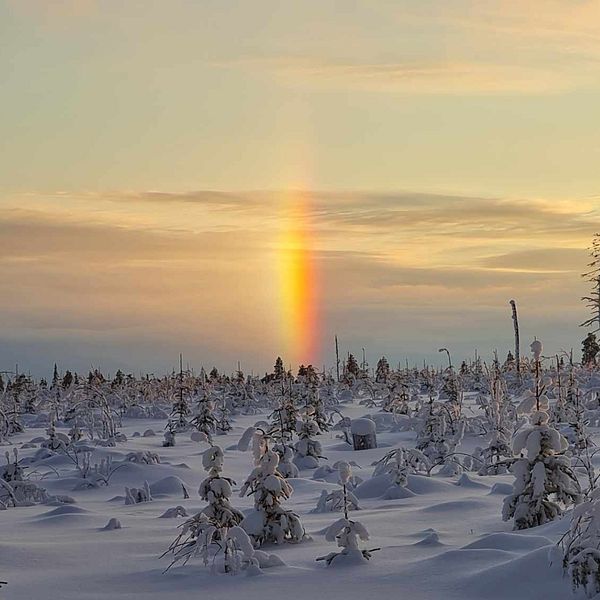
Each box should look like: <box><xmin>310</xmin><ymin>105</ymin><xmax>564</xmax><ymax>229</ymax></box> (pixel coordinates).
<box><xmin>0</xmin><ymin>395</ymin><xmax>590</xmax><ymax>599</ymax></box>
<box><xmin>350</xmin><ymin>418</ymin><xmax>376</xmax><ymax>435</ymax></box>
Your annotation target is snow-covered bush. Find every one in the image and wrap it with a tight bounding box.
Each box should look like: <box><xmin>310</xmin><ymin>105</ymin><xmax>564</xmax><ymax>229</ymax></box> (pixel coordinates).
<box><xmin>125</xmin><ymin>450</ymin><xmax>160</xmax><ymax>465</ymax></box>
<box><xmin>125</xmin><ymin>481</ymin><xmax>152</xmax><ymax>504</ymax></box>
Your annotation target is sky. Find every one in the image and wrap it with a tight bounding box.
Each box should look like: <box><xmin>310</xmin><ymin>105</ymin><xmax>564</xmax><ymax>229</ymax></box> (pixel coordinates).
<box><xmin>1</xmin><ymin>1</ymin><xmax>599</xmax><ymax>377</ymax></box>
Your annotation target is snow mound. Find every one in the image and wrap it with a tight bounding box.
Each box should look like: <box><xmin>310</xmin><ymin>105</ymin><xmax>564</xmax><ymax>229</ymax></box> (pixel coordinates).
<box><xmin>102</xmin><ymin>518</ymin><xmax>122</xmax><ymax>530</ymax></box>
<box><xmin>460</xmin><ymin>546</ymin><xmax>569</xmax><ymax>600</ymax></box>
<box><xmin>148</xmin><ymin>476</ymin><xmax>189</xmax><ymax>497</ymax></box>
<box><xmin>354</xmin><ymin>475</ymin><xmax>391</xmax><ymax>499</ymax></box>
<box><xmin>288</xmin><ymin>478</ymin><xmax>339</xmax><ymax>495</ymax></box>
<box><xmin>414</xmin><ymin>531</ymin><xmax>443</xmax><ymax>546</ymax></box>
<box><xmin>422</xmin><ymin>499</ymin><xmax>488</xmax><ymax>513</ymax></box>
<box><xmin>30</xmin><ymin>505</ymin><xmax>96</xmax><ymax>527</ymax></box>
<box><xmin>462</xmin><ymin>532</ymin><xmax>552</xmax><ymax>553</ymax></box>
<box><xmin>406</xmin><ymin>475</ymin><xmax>458</xmax><ymax>495</ymax></box>
<box><xmin>37</xmin><ymin>505</ymin><xmax>90</xmax><ymax>518</ymax></box>
<box><xmin>489</xmin><ymin>482</ymin><xmax>513</xmax><ymax>495</ymax></box>
<box><xmin>455</xmin><ymin>473</ymin><xmax>488</xmax><ymax>489</ymax></box>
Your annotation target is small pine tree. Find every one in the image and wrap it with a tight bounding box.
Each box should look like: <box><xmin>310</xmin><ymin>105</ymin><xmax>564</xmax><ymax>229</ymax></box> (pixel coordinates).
<box><xmin>582</xmin><ymin>332</ymin><xmax>600</xmax><ymax>367</ymax></box>
<box><xmin>273</xmin><ymin>357</ymin><xmax>285</xmax><ymax>380</ymax></box>
<box><xmin>581</xmin><ymin>233</ymin><xmax>600</xmax><ymax>333</ymax></box>
<box><xmin>346</xmin><ymin>354</ymin><xmax>360</xmax><ymax>378</ymax></box>
<box><xmin>375</xmin><ymin>357</ymin><xmax>390</xmax><ymax>383</ymax></box>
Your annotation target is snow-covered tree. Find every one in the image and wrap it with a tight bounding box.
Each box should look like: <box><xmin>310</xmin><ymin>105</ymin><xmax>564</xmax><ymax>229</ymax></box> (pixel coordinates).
<box><xmin>373</xmin><ymin>447</ymin><xmax>429</xmax><ymax>497</ymax></box>
<box><xmin>163</xmin><ymin>445</ymin><xmax>248</xmax><ymax>573</ymax></box>
<box><xmin>503</xmin><ymin>339</ymin><xmax>582</xmax><ymax>529</ymax></box>
<box><xmin>477</xmin><ymin>370</ymin><xmax>514</xmax><ymax>475</ymax></box>
<box><xmin>582</xmin><ymin>332</ymin><xmax>600</xmax><ymax>367</ymax></box>
<box><xmin>190</xmin><ymin>394</ymin><xmax>217</xmax><ymax>443</ymax></box>
<box><xmin>581</xmin><ymin>233</ymin><xmax>600</xmax><ymax>333</ymax></box>
<box><xmin>293</xmin><ymin>417</ymin><xmax>323</xmax><ymax>469</ymax></box>
<box><xmin>273</xmin><ymin>442</ymin><xmax>299</xmax><ymax>478</ymax></box>
<box><xmin>562</xmin><ymin>488</ymin><xmax>600</xmax><ymax>597</ymax></box>
<box><xmin>239</xmin><ymin>448</ymin><xmax>305</xmax><ymax>547</ymax></box>
<box><xmin>375</xmin><ymin>357</ymin><xmax>391</xmax><ymax>383</ymax></box>
<box><xmin>316</xmin><ymin>464</ymin><xmax>376</xmax><ymax>566</ymax></box>
<box><xmin>312</xmin><ymin>462</ymin><xmax>361</xmax><ymax>513</ymax></box>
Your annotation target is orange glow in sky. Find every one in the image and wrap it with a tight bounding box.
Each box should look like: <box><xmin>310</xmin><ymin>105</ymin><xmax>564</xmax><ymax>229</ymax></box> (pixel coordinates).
<box><xmin>278</xmin><ymin>193</ymin><xmax>321</xmax><ymax>367</ymax></box>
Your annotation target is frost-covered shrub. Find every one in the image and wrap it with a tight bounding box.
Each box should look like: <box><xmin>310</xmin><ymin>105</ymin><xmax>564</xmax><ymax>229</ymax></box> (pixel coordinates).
<box><xmin>164</xmin><ymin>522</ymin><xmax>283</xmax><ymax>576</ymax></box>
<box><xmin>41</xmin><ymin>421</ymin><xmax>69</xmax><ymax>452</ymax></box>
<box><xmin>198</xmin><ymin>446</ymin><xmax>244</xmax><ymax>527</ymax></box>
<box><xmin>125</xmin><ymin>451</ymin><xmax>160</xmax><ymax>465</ymax></box>
<box><xmin>0</xmin><ymin>450</ymin><xmax>51</xmax><ymax>508</ymax></box>
<box><xmin>190</xmin><ymin>396</ymin><xmax>217</xmax><ymax>442</ymax></box>
<box><xmin>313</xmin><ymin>461</ymin><xmax>363</xmax><ymax>488</ymax></box>
<box><xmin>125</xmin><ymin>481</ymin><xmax>152</xmax><ymax>504</ymax></box>
<box><xmin>313</xmin><ymin>461</ymin><xmax>361</xmax><ymax>512</ymax></box>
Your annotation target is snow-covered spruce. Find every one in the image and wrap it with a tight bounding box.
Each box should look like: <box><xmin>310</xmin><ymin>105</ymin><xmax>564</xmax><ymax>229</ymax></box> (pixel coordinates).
<box><xmin>190</xmin><ymin>395</ymin><xmax>217</xmax><ymax>443</ymax></box>
<box><xmin>562</xmin><ymin>488</ymin><xmax>600</xmax><ymax>597</ymax></box>
<box><xmin>273</xmin><ymin>441</ymin><xmax>299</xmax><ymax>478</ymax></box>
<box><xmin>239</xmin><ymin>448</ymin><xmax>305</xmax><ymax>546</ymax></box>
<box><xmin>313</xmin><ymin>462</ymin><xmax>361</xmax><ymax>513</ymax></box>
<box><xmin>477</xmin><ymin>370</ymin><xmax>514</xmax><ymax>475</ymax></box>
<box><xmin>163</xmin><ymin>445</ymin><xmax>245</xmax><ymax>571</ymax></box>
<box><xmin>316</xmin><ymin>463</ymin><xmax>376</xmax><ymax>566</ymax></box>
<box><xmin>503</xmin><ymin>399</ymin><xmax>581</xmax><ymax>527</ymax></box>
<box><xmin>372</xmin><ymin>448</ymin><xmax>428</xmax><ymax>498</ymax></box>
<box><xmin>293</xmin><ymin>417</ymin><xmax>323</xmax><ymax>469</ymax></box>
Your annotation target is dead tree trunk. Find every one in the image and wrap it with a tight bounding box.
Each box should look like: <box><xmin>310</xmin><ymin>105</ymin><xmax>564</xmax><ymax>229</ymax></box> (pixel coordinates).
<box><xmin>510</xmin><ymin>300</ymin><xmax>521</xmax><ymax>377</ymax></box>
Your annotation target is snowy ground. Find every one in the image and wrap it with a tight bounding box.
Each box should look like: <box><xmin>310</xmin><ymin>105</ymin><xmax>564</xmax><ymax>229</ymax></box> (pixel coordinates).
<box><xmin>0</xmin><ymin>403</ymin><xmax>584</xmax><ymax>600</ymax></box>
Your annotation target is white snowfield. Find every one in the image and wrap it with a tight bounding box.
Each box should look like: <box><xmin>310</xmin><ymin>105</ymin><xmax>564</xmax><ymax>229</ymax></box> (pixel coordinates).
<box><xmin>0</xmin><ymin>400</ymin><xmax>587</xmax><ymax>599</ymax></box>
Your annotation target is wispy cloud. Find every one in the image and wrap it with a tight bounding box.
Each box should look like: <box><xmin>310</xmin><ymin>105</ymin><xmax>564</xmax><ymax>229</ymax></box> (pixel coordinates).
<box><xmin>0</xmin><ymin>189</ymin><xmax>594</xmax><ymax>373</ymax></box>
<box><xmin>213</xmin><ymin>56</ymin><xmax>585</xmax><ymax>95</ymax></box>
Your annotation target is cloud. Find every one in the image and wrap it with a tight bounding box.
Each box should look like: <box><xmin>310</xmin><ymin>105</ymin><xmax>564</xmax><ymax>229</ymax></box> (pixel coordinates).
<box><xmin>0</xmin><ymin>188</ymin><xmax>593</xmax><ymax>374</ymax></box>
<box><xmin>481</xmin><ymin>248</ymin><xmax>588</xmax><ymax>272</ymax></box>
<box><xmin>214</xmin><ymin>56</ymin><xmax>582</xmax><ymax>95</ymax></box>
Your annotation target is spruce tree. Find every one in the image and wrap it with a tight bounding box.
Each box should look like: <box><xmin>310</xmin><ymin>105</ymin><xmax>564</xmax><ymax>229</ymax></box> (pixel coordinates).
<box><xmin>582</xmin><ymin>332</ymin><xmax>600</xmax><ymax>366</ymax></box>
